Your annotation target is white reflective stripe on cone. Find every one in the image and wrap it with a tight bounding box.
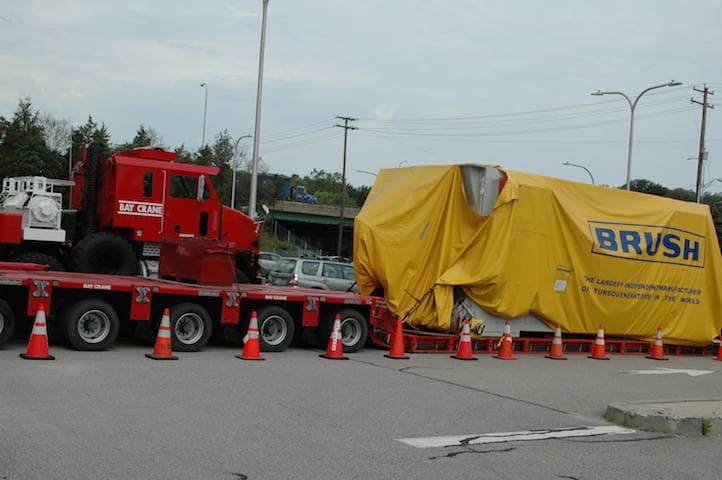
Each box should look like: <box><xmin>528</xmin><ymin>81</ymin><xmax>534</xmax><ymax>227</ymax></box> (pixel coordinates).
<box><xmin>32</xmin><ymin>309</ymin><xmax>47</xmax><ymax>335</ymax></box>
<box><xmin>31</xmin><ymin>321</ymin><xmax>48</xmax><ymax>336</ymax></box>
<box><xmin>157</xmin><ymin>328</ymin><xmax>171</xmax><ymax>339</ymax></box>
<box><xmin>552</xmin><ymin>336</ymin><xmax>562</xmax><ymax>345</ymax></box>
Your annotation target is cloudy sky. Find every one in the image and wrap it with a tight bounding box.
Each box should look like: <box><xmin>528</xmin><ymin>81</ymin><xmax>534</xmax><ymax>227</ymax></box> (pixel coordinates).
<box><xmin>1</xmin><ymin>1</ymin><xmax>721</xmax><ymax>190</ymax></box>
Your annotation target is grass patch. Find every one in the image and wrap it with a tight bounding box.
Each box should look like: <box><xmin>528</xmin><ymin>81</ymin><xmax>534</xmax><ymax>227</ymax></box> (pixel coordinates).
<box><xmin>702</xmin><ymin>419</ymin><xmax>712</xmax><ymax>436</ymax></box>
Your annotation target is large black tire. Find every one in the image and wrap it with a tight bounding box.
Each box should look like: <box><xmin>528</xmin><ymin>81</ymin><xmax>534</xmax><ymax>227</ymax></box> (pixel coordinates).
<box><xmin>0</xmin><ymin>299</ymin><xmax>15</xmax><ymax>346</ymax></box>
<box><xmin>169</xmin><ymin>303</ymin><xmax>213</xmax><ymax>352</ymax></box>
<box><xmin>318</xmin><ymin>309</ymin><xmax>368</xmax><ymax>353</ymax></box>
<box><xmin>10</xmin><ymin>252</ymin><xmax>65</xmax><ymax>271</ymax></box>
<box><xmin>235</xmin><ymin>268</ymin><xmax>250</xmax><ymax>284</ymax></box>
<box><xmin>62</xmin><ymin>299</ymin><xmax>120</xmax><ymax>351</ymax></box>
<box><xmin>255</xmin><ymin>305</ymin><xmax>295</xmax><ymax>352</ymax></box>
<box><xmin>72</xmin><ymin>233</ymin><xmax>138</xmax><ymax>276</ymax></box>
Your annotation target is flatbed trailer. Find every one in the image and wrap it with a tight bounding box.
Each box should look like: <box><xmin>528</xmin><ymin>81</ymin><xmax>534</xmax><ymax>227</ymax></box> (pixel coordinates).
<box><xmin>0</xmin><ymin>263</ymin><xmax>389</xmax><ymax>353</ymax></box>
<box><xmin>2</xmin><ymin>263</ymin><xmax>714</xmax><ymax>357</ymax></box>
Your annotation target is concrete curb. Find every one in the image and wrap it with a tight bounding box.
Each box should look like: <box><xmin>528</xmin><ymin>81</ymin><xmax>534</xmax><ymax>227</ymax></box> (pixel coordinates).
<box><xmin>605</xmin><ymin>399</ymin><xmax>722</xmax><ymax>437</ymax></box>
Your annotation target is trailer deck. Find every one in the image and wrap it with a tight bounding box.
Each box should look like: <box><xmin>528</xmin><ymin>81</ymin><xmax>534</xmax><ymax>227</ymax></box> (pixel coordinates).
<box><xmin>0</xmin><ymin>263</ymin><xmax>388</xmax><ymax>353</ymax></box>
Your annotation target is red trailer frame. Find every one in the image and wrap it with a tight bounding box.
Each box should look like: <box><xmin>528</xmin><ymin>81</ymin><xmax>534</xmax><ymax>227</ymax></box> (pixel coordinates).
<box><xmin>1</xmin><ymin>263</ymin><xmax>714</xmax><ymax>357</ymax></box>
<box><xmin>0</xmin><ymin>263</ymin><xmax>391</xmax><ymax>353</ymax></box>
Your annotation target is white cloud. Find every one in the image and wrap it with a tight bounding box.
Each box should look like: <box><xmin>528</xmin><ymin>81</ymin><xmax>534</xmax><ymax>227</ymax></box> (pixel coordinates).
<box><xmin>0</xmin><ymin>0</ymin><xmax>720</xmax><ymax>189</ymax></box>
<box><xmin>226</xmin><ymin>4</ymin><xmax>259</xmax><ymax>19</ymax></box>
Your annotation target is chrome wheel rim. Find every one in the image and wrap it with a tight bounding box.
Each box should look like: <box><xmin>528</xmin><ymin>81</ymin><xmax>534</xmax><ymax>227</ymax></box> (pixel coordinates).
<box><xmin>341</xmin><ymin>317</ymin><xmax>362</xmax><ymax>346</ymax></box>
<box><xmin>175</xmin><ymin>313</ymin><xmax>205</xmax><ymax>345</ymax></box>
<box><xmin>77</xmin><ymin>310</ymin><xmax>111</xmax><ymax>344</ymax></box>
<box><xmin>261</xmin><ymin>315</ymin><xmax>287</xmax><ymax>346</ymax></box>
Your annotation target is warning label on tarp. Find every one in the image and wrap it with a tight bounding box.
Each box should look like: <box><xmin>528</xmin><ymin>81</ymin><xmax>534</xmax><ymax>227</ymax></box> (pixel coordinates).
<box><xmin>354</xmin><ymin>165</ymin><xmax>722</xmax><ymax>345</ymax></box>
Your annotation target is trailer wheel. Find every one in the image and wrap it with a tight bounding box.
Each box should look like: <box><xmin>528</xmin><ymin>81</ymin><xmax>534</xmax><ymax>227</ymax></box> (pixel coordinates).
<box><xmin>319</xmin><ymin>309</ymin><xmax>368</xmax><ymax>353</ymax></box>
<box><xmin>72</xmin><ymin>233</ymin><xmax>138</xmax><ymax>276</ymax></box>
<box><xmin>256</xmin><ymin>305</ymin><xmax>294</xmax><ymax>352</ymax></box>
<box><xmin>10</xmin><ymin>252</ymin><xmax>65</xmax><ymax>271</ymax></box>
<box><xmin>63</xmin><ymin>299</ymin><xmax>120</xmax><ymax>351</ymax></box>
<box><xmin>0</xmin><ymin>299</ymin><xmax>15</xmax><ymax>346</ymax></box>
<box><xmin>235</xmin><ymin>269</ymin><xmax>250</xmax><ymax>284</ymax></box>
<box><xmin>170</xmin><ymin>303</ymin><xmax>212</xmax><ymax>352</ymax></box>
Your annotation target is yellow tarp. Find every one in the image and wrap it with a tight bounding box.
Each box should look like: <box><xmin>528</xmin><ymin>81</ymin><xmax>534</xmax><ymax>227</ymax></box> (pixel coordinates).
<box><xmin>354</xmin><ymin>165</ymin><xmax>722</xmax><ymax>345</ymax></box>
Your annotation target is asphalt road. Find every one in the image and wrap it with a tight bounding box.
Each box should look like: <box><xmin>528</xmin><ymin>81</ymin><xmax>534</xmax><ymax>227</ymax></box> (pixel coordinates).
<box><xmin>1</xmin><ymin>339</ymin><xmax>721</xmax><ymax>480</ymax></box>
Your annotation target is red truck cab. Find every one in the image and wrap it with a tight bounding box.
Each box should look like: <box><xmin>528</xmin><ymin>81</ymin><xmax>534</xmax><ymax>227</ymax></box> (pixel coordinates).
<box><xmin>70</xmin><ymin>147</ymin><xmax>261</xmax><ymax>281</ymax></box>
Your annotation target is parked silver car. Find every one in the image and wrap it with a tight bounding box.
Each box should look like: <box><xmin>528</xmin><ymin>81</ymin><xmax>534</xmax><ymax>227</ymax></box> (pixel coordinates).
<box><xmin>258</xmin><ymin>252</ymin><xmax>282</xmax><ymax>278</ymax></box>
<box><xmin>268</xmin><ymin>257</ymin><xmax>357</xmax><ymax>292</ymax></box>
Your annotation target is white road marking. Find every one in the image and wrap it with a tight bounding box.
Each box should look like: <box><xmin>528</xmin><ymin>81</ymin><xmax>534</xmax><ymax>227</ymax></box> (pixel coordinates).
<box><xmin>621</xmin><ymin>368</ymin><xmax>714</xmax><ymax>377</ymax></box>
<box><xmin>396</xmin><ymin>425</ymin><xmax>635</xmax><ymax>448</ymax></box>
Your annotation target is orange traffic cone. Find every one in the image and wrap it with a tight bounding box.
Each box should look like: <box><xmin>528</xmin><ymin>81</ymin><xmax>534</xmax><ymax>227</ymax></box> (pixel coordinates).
<box><xmin>646</xmin><ymin>326</ymin><xmax>668</xmax><ymax>361</ymax></box>
<box><xmin>545</xmin><ymin>324</ymin><xmax>567</xmax><ymax>360</ymax></box>
<box><xmin>19</xmin><ymin>306</ymin><xmax>55</xmax><ymax>360</ymax></box>
<box><xmin>320</xmin><ymin>314</ymin><xmax>348</xmax><ymax>360</ymax></box>
<box><xmin>145</xmin><ymin>308</ymin><xmax>178</xmax><ymax>360</ymax></box>
<box><xmin>494</xmin><ymin>320</ymin><xmax>516</xmax><ymax>360</ymax></box>
<box><xmin>385</xmin><ymin>316</ymin><xmax>409</xmax><ymax>359</ymax></box>
<box><xmin>714</xmin><ymin>335</ymin><xmax>722</xmax><ymax>362</ymax></box>
<box><xmin>588</xmin><ymin>324</ymin><xmax>610</xmax><ymax>360</ymax></box>
<box><xmin>451</xmin><ymin>318</ymin><xmax>478</xmax><ymax>361</ymax></box>
<box><xmin>236</xmin><ymin>311</ymin><xmax>265</xmax><ymax>361</ymax></box>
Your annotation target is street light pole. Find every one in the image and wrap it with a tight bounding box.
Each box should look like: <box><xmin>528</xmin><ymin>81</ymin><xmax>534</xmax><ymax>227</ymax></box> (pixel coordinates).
<box><xmin>249</xmin><ymin>0</ymin><xmax>269</xmax><ymax>220</ymax></box>
<box><xmin>200</xmin><ymin>82</ymin><xmax>208</xmax><ymax>148</ymax></box>
<box><xmin>562</xmin><ymin>161</ymin><xmax>595</xmax><ymax>184</ymax></box>
<box><xmin>231</xmin><ymin>134</ymin><xmax>252</xmax><ymax>209</ymax></box>
<box><xmin>591</xmin><ymin>81</ymin><xmax>681</xmax><ymax>190</ymax></box>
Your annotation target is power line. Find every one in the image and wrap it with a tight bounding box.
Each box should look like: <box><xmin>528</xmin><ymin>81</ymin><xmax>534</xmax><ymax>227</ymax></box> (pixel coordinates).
<box><xmin>262</xmin><ymin>132</ymin><xmax>342</xmax><ymax>154</ymax></box>
<box><xmin>261</xmin><ymin>125</ymin><xmax>335</xmax><ymax>145</ymax></box>
<box><xmin>358</xmin><ymin>96</ymin><xmax>691</xmax><ymax>131</ymax></box>
<box><xmin>356</xmin><ymin>106</ymin><xmax>696</xmax><ymax>139</ymax></box>
<box><xmin>356</xmin><ymin>87</ymin><xmax>688</xmax><ymax>123</ymax></box>
<box><xmin>355</xmin><ymin>132</ymin><xmax>722</xmax><ymax>144</ymax></box>
<box><xmin>261</xmin><ymin>119</ymin><xmax>334</xmax><ymax>141</ymax></box>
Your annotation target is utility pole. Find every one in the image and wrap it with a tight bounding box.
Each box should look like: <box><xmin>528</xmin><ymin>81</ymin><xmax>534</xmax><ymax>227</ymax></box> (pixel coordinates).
<box><xmin>334</xmin><ymin>116</ymin><xmax>357</xmax><ymax>258</ymax></box>
<box><xmin>692</xmin><ymin>85</ymin><xmax>714</xmax><ymax>203</ymax></box>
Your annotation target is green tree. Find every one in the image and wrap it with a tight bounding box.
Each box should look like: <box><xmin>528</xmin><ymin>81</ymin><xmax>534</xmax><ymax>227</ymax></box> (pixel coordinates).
<box><xmin>174</xmin><ymin>145</ymin><xmax>194</xmax><ymax>164</ymax></box>
<box><xmin>348</xmin><ymin>184</ymin><xmax>371</xmax><ymax>207</ymax></box>
<box><xmin>114</xmin><ymin>125</ymin><xmax>162</xmax><ymax>152</ymax></box>
<box><xmin>0</xmin><ymin>98</ymin><xmax>65</xmax><ymax>179</ymax></box>
<box><xmin>299</xmin><ymin>169</ymin><xmax>358</xmax><ymax>207</ymax></box>
<box><xmin>71</xmin><ymin>115</ymin><xmax>111</xmax><ymax>161</ymax></box>
<box><xmin>628</xmin><ymin>179</ymin><xmax>668</xmax><ymax>197</ymax></box>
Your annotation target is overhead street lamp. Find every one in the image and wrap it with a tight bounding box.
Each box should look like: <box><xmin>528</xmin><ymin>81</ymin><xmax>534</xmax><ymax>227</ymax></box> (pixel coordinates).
<box><xmin>248</xmin><ymin>0</ymin><xmax>270</xmax><ymax>220</ymax></box>
<box><xmin>231</xmin><ymin>134</ymin><xmax>252</xmax><ymax>210</ymax></box>
<box><xmin>200</xmin><ymin>83</ymin><xmax>208</xmax><ymax>148</ymax></box>
<box><xmin>591</xmin><ymin>80</ymin><xmax>682</xmax><ymax>190</ymax></box>
<box><xmin>562</xmin><ymin>161</ymin><xmax>595</xmax><ymax>184</ymax></box>
<box><xmin>356</xmin><ymin>169</ymin><xmax>377</xmax><ymax>177</ymax></box>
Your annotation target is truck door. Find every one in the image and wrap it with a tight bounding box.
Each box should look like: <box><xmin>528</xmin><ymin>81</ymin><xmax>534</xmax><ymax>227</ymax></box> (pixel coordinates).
<box><xmin>163</xmin><ymin>174</ymin><xmax>220</xmax><ymax>239</ymax></box>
